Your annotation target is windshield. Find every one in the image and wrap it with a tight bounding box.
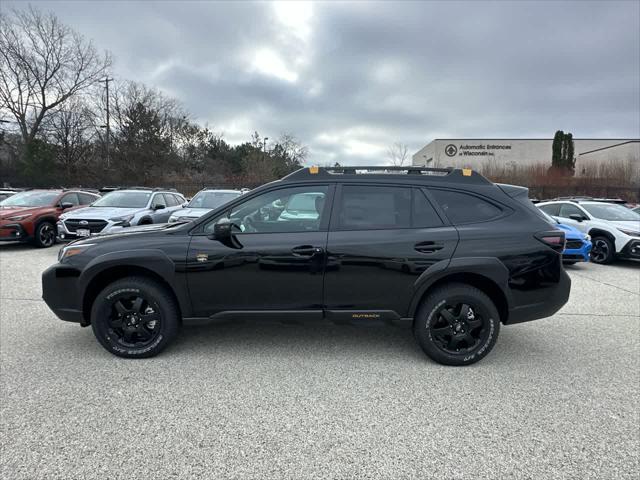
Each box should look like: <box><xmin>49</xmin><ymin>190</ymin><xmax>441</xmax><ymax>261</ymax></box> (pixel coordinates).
<box><xmin>92</xmin><ymin>191</ymin><xmax>151</xmax><ymax>208</ymax></box>
<box><xmin>581</xmin><ymin>203</ymin><xmax>640</xmax><ymax>221</ymax></box>
<box><xmin>189</xmin><ymin>191</ymin><xmax>240</xmax><ymax>209</ymax></box>
<box><xmin>0</xmin><ymin>191</ymin><xmax>58</xmax><ymax>207</ymax></box>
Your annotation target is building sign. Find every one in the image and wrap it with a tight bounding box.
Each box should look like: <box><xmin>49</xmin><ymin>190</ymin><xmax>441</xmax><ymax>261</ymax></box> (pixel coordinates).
<box><xmin>445</xmin><ymin>143</ymin><xmax>512</xmax><ymax>157</ymax></box>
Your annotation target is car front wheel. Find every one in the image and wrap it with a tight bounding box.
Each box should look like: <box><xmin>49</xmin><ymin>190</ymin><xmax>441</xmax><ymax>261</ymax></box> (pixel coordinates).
<box><xmin>90</xmin><ymin>277</ymin><xmax>180</xmax><ymax>358</ymax></box>
<box><xmin>414</xmin><ymin>283</ymin><xmax>500</xmax><ymax>366</ymax></box>
<box><xmin>34</xmin><ymin>221</ymin><xmax>56</xmax><ymax>248</ymax></box>
<box><xmin>590</xmin><ymin>236</ymin><xmax>615</xmax><ymax>264</ymax></box>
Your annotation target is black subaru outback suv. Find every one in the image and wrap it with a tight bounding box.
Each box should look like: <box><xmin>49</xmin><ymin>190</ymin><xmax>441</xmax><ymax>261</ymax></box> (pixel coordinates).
<box><xmin>43</xmin><ymin>166</ymin><xmax>570</xmax><ymax>365</ymax></box>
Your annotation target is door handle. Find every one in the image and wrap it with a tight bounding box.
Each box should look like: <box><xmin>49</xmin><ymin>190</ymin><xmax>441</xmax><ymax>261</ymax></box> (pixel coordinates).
<box><xmin>414</xmin><ymin>241</ymin><xmax>444</xmax><ymax>254</ymax></box>
<box><xmin>291</xmin><ymin>245</ymin><xmax>324</xmax><ymax>257</ymax></box>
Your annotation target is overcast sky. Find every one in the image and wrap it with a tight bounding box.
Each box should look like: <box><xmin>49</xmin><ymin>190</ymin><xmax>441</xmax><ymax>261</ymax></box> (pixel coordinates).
<box><xmin>5</xmin><ymin>0</ymin><xmax>640</xmax><ymax>165</ymax></box>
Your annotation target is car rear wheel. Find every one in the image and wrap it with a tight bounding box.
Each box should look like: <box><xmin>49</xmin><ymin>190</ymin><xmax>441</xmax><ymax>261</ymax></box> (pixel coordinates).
<box><xmin>414</xmin><ymin>283</ymin><xmax>500</xmax><ymax>366</ymax></box>
<box><xmin>90</xmin><ymin>277</ymin><xmax>180</xmax><ymax>358</ymax></box>
<box><xmin>34</xmin><ymin>221</ymin><xmax>56</xmax><ymax>248</ymax></box>
<box><xmin>590</xmin><ymin>236</ymin><xmax>615</xmax><ymax>264</ymax></box>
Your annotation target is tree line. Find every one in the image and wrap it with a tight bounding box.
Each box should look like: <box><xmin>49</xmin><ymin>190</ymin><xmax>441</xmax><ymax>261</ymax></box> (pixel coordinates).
<box><xmin>0</xmin><ymin>6</ymin><xmax>306</xmax><ymax>188</ymax></box>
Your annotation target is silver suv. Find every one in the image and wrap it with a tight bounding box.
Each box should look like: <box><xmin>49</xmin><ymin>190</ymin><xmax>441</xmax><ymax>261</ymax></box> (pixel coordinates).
<box><xmin>58</xmin><ymin>188</ymin><xmax>186</xmax><ymax>239</ymax></box>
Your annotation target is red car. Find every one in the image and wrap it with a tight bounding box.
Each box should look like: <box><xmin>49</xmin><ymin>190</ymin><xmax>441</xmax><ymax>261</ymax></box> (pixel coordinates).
<box><xmin>0</xmin><ymin>189</ymin><xmax>100</xmax><ymax>247</ymax></box>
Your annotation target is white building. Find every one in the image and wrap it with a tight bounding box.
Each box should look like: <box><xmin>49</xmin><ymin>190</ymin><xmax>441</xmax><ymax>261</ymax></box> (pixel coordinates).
<box><xmin>412</xmin><ymin>138</ymin><xmax>639</xmax><ymax>178</ymax></box>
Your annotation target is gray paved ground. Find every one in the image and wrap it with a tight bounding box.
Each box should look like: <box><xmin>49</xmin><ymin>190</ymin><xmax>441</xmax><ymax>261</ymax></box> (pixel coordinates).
<box><xmin>0</xmin><ymin>242</ymin><xmax>638</xmax><ymax>479</ymax></box>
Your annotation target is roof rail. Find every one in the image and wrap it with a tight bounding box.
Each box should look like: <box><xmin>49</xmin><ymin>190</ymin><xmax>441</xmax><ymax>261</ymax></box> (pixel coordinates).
<box><xmin>282</xmin><ymin>165</ymin><xmax>489</xmax><ymax>183</ymax></box>
<box><xmin>548</xmin><ymin>196</ymin><xmax>627</xmax><ymax>204</ymax></box>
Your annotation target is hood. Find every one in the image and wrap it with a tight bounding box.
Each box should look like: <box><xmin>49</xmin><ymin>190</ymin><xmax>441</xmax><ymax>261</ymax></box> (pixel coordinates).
<box><xmin>555</xmin><ymin>223</ymin><xmax>584</xmax><ymax>239</ymax></box>
<box><xmin>61</xmin><ymin>206</ymin><xmax>144</xmax><ymax>220</ymax></box>
<box><xmin>69</xmin><ymin>223</ymin><xmax>177</xmax><ymax>247</ymax></box>
<box><xmin>605</xmin><ymin>220</ymin><xmax>640</xmax><ymax>234</ymax></box>
<box><xmin>170</xmin><ymin>207</ymin><xmax>211</xmax><ymax>219</ymax></box>
<box><xmin>0</xmin><ymin>206</ymin><xmax>49</xmax><ymax>219</ymax></box>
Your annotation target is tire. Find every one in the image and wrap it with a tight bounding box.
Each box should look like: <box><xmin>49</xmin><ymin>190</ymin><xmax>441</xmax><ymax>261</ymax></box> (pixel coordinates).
<box><xmin>33</xmin><ymin>221</ymin><xmax>56</xmax><ymax>248</ymax></box>
<box><xmin>138</xmin><ymin>217</ymin><xmax>152</xmax><ymax>225</ymax></box>
<box><xmin>413</xmin><ymin>283</ymin><xmax>500</xmax><ymax>366</ymax></box>
<box><xmin>90</xmin><ymin>277</ymin><xmax>180</xmax><ymax>358</ymax></box>
<box><xmin>590</xmin><ymin>236</ymin><xmax>615</xmax><ymax>264</ymax></box>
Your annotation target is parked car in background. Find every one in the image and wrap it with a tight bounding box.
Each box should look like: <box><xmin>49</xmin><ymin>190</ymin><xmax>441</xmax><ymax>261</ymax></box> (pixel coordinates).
<box><xmin>538</xmin><ymin>200</ymin><xmax>640</xmax><ymax>264</ymax></box>
<box><xmin>42</xmin><ymin>166</ymin><xmax>571</xmax><ymax>365</ymax></box>
<box><xmin>0</xmin><ymin>189</ymin><xmax>100</xmax><ymax>247</ymax></box>
<box><xmin>168</xmin><ymin>188</ymin><xmax>243</xmax><ymax>223</ymax></box>
<box><xmin>58</xmin><ymin>188</ymin><xmax>186</xmax><ymax>239</ymax></box>
<box><xmin>633</xmin><ymin>206</ymin><xmax>640</xmax><ymax>214</ymax></box>
<box><xmin>537</xmin><ymin>209</ymin><xmax>591</xmax><ymax>264</ymax></box>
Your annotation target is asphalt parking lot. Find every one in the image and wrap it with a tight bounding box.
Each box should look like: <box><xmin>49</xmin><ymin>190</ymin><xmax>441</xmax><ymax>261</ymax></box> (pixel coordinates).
<box><xmin>0</xmin><ymin>243</ymin><xmax>638</xmax><ymax>480</ymax></box>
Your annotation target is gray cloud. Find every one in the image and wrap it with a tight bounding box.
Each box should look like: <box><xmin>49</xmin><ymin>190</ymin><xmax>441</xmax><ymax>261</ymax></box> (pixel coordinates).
<box><xmin>5</xmin><ymin>0</ymin><xmax>639</xmax><ymax>165</ymax></box>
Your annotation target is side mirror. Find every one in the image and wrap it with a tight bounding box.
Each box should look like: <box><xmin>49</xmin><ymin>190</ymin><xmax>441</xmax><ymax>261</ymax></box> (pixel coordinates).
<box><xmin>210</xmin><ymin>220</ymin><xmax>242</xmax><ymax>249</ymax></box>
<box><xmin>569</xmin><ymin>213</ymin><xmax>584</xmax><ymax>222</ymax></box>
<box><xmin>153</xmin><ymin>204</ymin><xmax>166</xmax><ymax>210</ymax></box>
<box><xmin>60</xmin><ymin>202</ymin><xmax>74</xmax><ymax>210</ymax></box>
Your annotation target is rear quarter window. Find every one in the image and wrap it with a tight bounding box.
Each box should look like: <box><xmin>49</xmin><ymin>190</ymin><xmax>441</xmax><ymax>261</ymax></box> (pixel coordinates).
<box><xmin>429</xmin><ymin>189</ymin><xmax>502</xmax><ymax>224</ymax></box>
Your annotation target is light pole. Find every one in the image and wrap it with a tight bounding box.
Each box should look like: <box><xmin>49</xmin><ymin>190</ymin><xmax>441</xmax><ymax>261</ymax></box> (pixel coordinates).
<box><xmin>263</xmin><ymin>137</ymin><xmax>269</xmax><ymax>154</ymax></box>
<box><xmin>100</xmin><ymin>77</ymin><xmax>114</xmax><ymax>168</ymax></box>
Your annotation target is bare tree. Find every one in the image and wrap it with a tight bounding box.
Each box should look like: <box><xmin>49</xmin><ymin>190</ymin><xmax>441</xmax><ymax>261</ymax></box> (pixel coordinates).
<box><xmin>387</xmin><ymin>142</ymin><xmax>409</xmax><ymax>166</ymax></box>
<box><xmin>0</xmin><ymin>6</ymin><xmax>111</xmax><ymax>152</ymax></box>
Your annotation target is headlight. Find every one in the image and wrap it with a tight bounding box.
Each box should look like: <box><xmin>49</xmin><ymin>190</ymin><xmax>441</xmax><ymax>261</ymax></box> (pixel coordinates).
<box><xmin>168</xmin><ymin>215</ymin><xmax>178</xmax><ymax>223</ymax></box>
<box><xmin>58</xmin><ymin>243</ymin><xmax>96</xmax><ymax>262</ymax></box>
<box><xmin>584</xmin><ymin>234</ymin><xmax>591</xmax><ymax>241</ymax></box>
<box><xmin>7</xmin><ymin>213</ymin><xmax>32</xmax><ymax>221</ymax></box>
<box><xmin>109</xmin><ymin>214</ymin><xmax>134</xmax><ymax>226</ymax></box>
<box><xmin>617</xmin><ymin>228</ymin><xmax>640</xmax><ymax>237</ymax></box>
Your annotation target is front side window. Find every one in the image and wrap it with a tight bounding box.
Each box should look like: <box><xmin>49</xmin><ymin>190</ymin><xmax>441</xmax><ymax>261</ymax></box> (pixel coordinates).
<box><xmin>163</xmin><ymin>194</ymin><xmax>178</xmax><ymax>207</ymax></box>
<box><xmin>336</xmin><ymin>185</ymin><xmax>412</xmax><ymax>230</ymax></box>
<box><xmin>92</xmin><ymin>191</ymin><xmax>151</xmax><ymax>208</ymax></box>
<box><xmin>79</xmin><ymin>193</ymin><xmax>98</xmax><ymax>205</ymax></box>
<box><xmin>60</xmin><ymin>193</ymin><xmax>80</xmax><ymax>206</ymax></box>
<box><xmin>429</xmin><ymin>189</ymin><xmax>502</xmax><ymax>224</ymax></box>
<box><xmin>207</xmin><ymin>185</ymin><xmax>329</xmax><ymax>234</ymax></box>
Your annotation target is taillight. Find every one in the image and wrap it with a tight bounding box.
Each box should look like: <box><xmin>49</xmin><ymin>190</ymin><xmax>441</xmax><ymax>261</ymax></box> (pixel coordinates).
<box><xmin>535</xmin><ymin>231</ymin><xmax>566</xmax><ymax>253</ymax></box>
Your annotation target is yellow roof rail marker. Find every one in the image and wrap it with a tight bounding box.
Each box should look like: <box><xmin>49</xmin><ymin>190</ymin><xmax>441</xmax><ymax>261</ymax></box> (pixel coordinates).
<box><xmin>309</xmin><ymin>166</ymin><xmax>319</xmax><ymax>174</ymax></box>
<box><xmin>462</xmin><ymin>168</ymin><xmax>472</xmax><ymax>176</ymax></box>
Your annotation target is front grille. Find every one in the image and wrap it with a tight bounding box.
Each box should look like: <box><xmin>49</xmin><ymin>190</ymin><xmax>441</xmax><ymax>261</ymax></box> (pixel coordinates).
<box><xmin>565</xmin><ymin>240</ymin><xmax>583</xmax><ymax>250</ymax></box>
<box><xmin>65</xmin><ymin>219</ymin><xmax>108</xmax><ymax>233</ymax></box>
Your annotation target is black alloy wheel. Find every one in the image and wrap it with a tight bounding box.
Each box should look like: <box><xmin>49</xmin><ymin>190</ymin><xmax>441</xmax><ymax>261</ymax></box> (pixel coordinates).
<box><xmin>429</xmin><ymin>302</ymin><xmax>488</xmax><ymax>355</ymax></box>
<box><xmin>35</xmin><ymin>221</ymin><xmax>56</xmax><ymax>248</ymax></box>
<box><xmin>91</xmin><ymin>277</ymin><xmax>180</xmax><ymax>358</ymax></box>
<box><xmin>590</xmin><ymin>237</ymin><xmax>614</xmax><ymax>264</ymax></box>
<box><xmin>414</xmin><ymin>283</ymin><xmax>500</xmax><ymax>366</ymax></box>
<box><xmin>107</xmin><ymin>293</ymin><xmax>162</xmax><ymax>348</ymax></box>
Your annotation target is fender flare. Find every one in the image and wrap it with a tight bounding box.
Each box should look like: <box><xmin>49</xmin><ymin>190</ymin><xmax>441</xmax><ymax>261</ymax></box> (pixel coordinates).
<box><xmin>78</xmin><ymin>249</ymin><xmax>191</xmax><ymax>319</ymax></box>
<box><xmin>408</xmin><ymin>257</ymin><xmax>512</xmax><ymax>318</ymax></box>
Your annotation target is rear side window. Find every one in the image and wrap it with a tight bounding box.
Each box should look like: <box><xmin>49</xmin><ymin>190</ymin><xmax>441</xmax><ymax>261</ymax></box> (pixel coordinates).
<box><xmin>429</xmin><ymin>189</ymin><xmax>502</xmax><ymax>224</ymax></box>
<box><xmin>337</xmin><ymin>185</ymin><xmax>411</xmax><ymax>230</ymax></box>
<box><xmin>539</xmin><ymin>203</ymin><xmax>560</xmax><ymax>216</ymax></box>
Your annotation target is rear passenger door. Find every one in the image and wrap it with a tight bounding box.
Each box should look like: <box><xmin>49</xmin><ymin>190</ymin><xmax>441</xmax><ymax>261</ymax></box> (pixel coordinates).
<box><xmin>323</xmin><ymin>184</ymin><xmax>459</xmax><ymax>320</ymax></box>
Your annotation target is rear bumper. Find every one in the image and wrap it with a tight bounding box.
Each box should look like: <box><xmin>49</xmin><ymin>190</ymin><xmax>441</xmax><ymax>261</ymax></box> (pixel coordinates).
<box><xmin>42</xmin><ymin>264</ymin><xmax>85</xmax><ymax>324</ymax></box>
<box><xmin>505</xmin><ymin>267</ymin><xmax>571</xmax><ymax>325</ymax></box>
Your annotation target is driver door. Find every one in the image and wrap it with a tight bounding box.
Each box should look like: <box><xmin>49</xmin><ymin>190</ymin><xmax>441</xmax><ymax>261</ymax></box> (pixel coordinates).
<box><xmin>186</xmin><ymin>184</ymin><xmax>334</xmax><ymax>318</ymax></box>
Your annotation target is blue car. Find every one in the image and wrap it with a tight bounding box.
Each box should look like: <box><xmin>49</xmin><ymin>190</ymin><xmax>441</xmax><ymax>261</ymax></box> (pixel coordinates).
<box><xmin>538</xmin><ymin>208</ymin><xmax>592</xmax><ymax>263</ymax></box>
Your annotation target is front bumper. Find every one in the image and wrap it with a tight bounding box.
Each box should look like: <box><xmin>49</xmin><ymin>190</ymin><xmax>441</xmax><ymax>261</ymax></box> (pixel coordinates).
<box><xmin>0</xmin><ymin>222</ymin><xmax>30</xmax><ymax>242</ymax></box>
<box><xmin>42</xmin><ymin>264</ymin><xmax>85</xmax><ymax>324</ymax></box>
<box><xmin>563</xmin><ymin>239</ymin><xmax>592</xmax><ymax>262</ymax></box>
<box><xmin>619</xmin><ymin>239</ymin><xmax>640</xmax><ymax>259</ymax></box>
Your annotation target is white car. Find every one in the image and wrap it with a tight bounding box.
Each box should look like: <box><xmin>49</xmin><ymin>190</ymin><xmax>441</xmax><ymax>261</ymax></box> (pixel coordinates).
<box><xmin>168</xmin><ymin>189</ymin><xmax>243</xmax><ymax>223</ymax></box>
<box><xmin>58</xmin><ymin>188</ymin><xmax>186</xmax><ymax>239</ymax></box>
<box><xmin>537</xmin><ymin>200</ymin><xmax>640</xmax><ymax>264</ymax></box>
